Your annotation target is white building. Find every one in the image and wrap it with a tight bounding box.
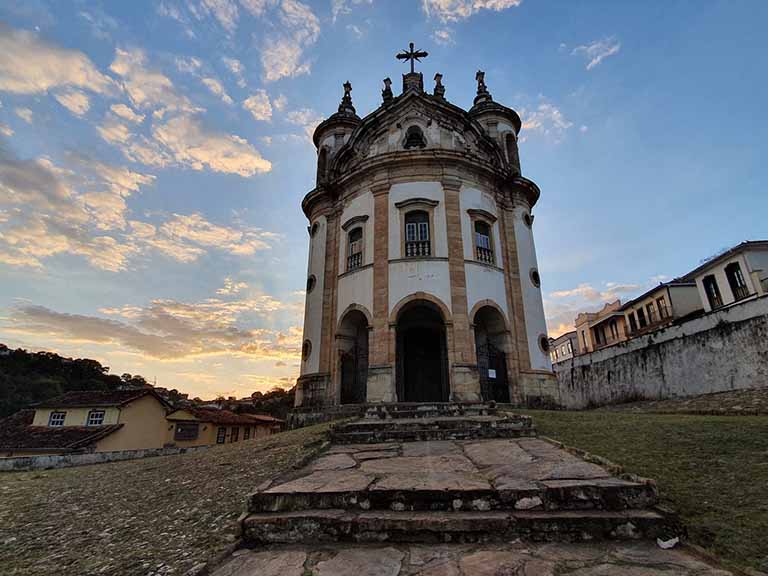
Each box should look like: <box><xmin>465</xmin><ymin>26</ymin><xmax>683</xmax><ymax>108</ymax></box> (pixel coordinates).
<box><xmin>295</xmin><ymin>57</ymin><xmax>556</xmax><ymax>408</ymax></box>
<box><xmin>686</xmin><ymin>241</ymin><xmax>768</xmax><ymax>312</ymax></box>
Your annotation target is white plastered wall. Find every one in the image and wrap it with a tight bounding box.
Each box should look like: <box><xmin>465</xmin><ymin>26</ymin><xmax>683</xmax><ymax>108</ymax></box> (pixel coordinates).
<box><xmin>513</xmin><ymin>209</ymin><xmax>552</xmax><ymax>370</ymax></box>
<box><xmin>694</xmin><ymin>253</ymin><xmax>753</xmax><ymax>312</ymax></box>
<box><xmin>300</xmin><ymin>215</ymin><xmax>326</xmax><ymax>375</ymax></box>
<box><xmin>337</xmin><ymin>267</ymin><xmax>374</xmax><ymax>323</ymax></box>
<box><xmin>389</xmin><ymin>260</ymin><xmax>452</xmax><ymax>315</ymax></box>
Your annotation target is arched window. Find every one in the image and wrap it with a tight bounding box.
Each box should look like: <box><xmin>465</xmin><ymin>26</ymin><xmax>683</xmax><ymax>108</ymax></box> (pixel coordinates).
<box><xmin>347</xmin><ymin>227</ymin><xmax>363</xmax><ymax>270</ymax></box>
<box><xmin>403</xmin><ymin>125</ymin><xmax>426</xmax><ymax>149</ymax></box>
<box><xmin>404</xmin><ymin>211</ymin><xmax>430</xmax><ymax>257</ymax></box>
<box><xmin>316</xmin><ymin>147</ymin><xmax>329</xmax><ymax>185</ymax></box>
<box><xmin>474</xmin><ymin>220</ymin><xmax>493</xmax><ymax>264</ymax></box>
<box><xmin>505</xmin><ymin>133</ymin><xmax>519</xmax><ymax>168</ymax></box>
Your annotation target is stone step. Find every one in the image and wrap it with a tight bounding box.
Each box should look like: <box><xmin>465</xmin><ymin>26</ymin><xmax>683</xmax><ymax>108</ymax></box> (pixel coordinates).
<box><xmin>364</xmin><ymin>402</ymin><xmax>498</xmax><ymax>420</ymax></box>
<box><xmin>249</xmin><ymin>476</ymin><xmax>658</xmax><ymax>514</ymax></box>
<box><xmin>342</xmin><ymin>415</ymin><xmax>533</xmax><ymax>433</ymax></box>
<box><xmin>242</xmin><ymin>508</ymin><xmax>670</xmax><ymax>545</ymax></box>
<box><xmin>330</xmin><ymin>426</ymin><xmax>536</xmax><ymax>444</ymax></box>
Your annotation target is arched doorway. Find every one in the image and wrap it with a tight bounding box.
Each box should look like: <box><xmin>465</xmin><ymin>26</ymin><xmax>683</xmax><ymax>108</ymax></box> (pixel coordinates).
<box><xmin>474</xmin><ymin>305</ymin><xmax>510</xmax><ymax>403</ymax></box>
<box><xmin>337</xmin><ymin>310</ymin><xmax>369</xmax><ymax>404</ymax></box>
<box><xmin>396</xmin><ymin>301</ymin><xmax>449</xmax><ymax>402</ymax></box>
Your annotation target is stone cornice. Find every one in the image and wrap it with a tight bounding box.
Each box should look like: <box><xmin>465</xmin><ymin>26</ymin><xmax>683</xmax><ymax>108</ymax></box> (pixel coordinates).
<box><xmin>341</xmin><ymin>214</ymin><xmax>369</xmax><ymax>231</ymax></box>
<box><xmin>467</xmin><ymin>208</ymin><xmax>497</xmax><ymax>223</ymax></box>
<box><xmin>394</xmin><ymin>197</ymin><xmax>439</xmax><ymax>210</ymax></box>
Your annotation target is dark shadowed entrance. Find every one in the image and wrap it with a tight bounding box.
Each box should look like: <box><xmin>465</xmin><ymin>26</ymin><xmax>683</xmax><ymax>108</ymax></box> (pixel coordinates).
<box><xmin>396</xmin><ymin>301</ymin><xmax>448</xmax><ymax>402</ymax></box>
<box><xmin>474</xmin><ymin>305</ymin><xmax>511</xmax><ymax>403</ymax></box>
<box><xmin>338</xmin><ymin>310</ymin><xmax>369</xmax><ymax>404</ymax></box>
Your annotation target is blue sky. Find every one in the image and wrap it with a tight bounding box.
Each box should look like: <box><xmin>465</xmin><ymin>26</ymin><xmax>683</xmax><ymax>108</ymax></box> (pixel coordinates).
<box><xmin>0</xmin><ymin>0</ymin><xmax>765</xmax><ymax>398</ymax></box>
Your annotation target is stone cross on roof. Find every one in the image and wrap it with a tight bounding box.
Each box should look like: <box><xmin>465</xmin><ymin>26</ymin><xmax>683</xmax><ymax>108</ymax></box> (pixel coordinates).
<box><xmin>396</xmin><ymin>42</ymin><xmax>429</xmax><ymax>74</ymax></box>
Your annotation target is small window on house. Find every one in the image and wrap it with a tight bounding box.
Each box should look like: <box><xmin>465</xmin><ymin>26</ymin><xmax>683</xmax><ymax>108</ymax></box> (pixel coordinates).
<box><xmin>174</xmin><ymin>422</ymin><xmax>199</xmax><ymax>441</ymax></box>
<box><xmin>86</xmin><ymin>410</ymin><xmax>105</xmax><ymax>426</ymax></box>
<box><xmin>216</xmin><ymin>426</ymin><xmax>226</xmax><ymax>444</ymax></box>
<box><xmin>636</xmin><ymin>307</ymin><xmax>647</xmax><ymax>327</ymax></box>
<box><xmin>230</xmin><ymin>427</ymin><xmax>240</xmax><ymax>442</ymax></box>
<box><xmin>628</xmin><ymin>312</ymin><xmax>638</xmax><ymax>333</ymax></box>
<box><xmin>244</xmin><ymin>426</ymin><xmax>251</xmax><ymax>440</ymax></box>
<box><xmin>657</xmin><ymin>297</ymin><xmax>669</xmax><ymax>319</ymax></box>
<box><xmin>594</xmin><ymin>326</ymin><xmax>605</xmax><ymax>346</ymax></box>
<box><xmin>403</xmin><ymin>125</ymin><xmax>426</xmax><ymax>149</ymax></box>
<box><xmin>581</xmin><ymin>331</ymin><xmax>588</xmax><ymax>351</ymax></box>
<box><xmin>48</xmin><ymin>411</ymin><xmax>66</xmax><ymax>427</ymax></box>
<box><xmin>474</xmin><ymin>220</ymin><xmax>494</xmax><ymax>264</ymax></box>
<box><xmin>567</xmin><ymin>341</ymin><xmax>573</xmax><ymax>354</ymax></box>
<box><xmin>347</xmin><ymin>227</ymin><xmax>363</xmax><ymax>271</ymax></box>
<box><xmin>703</xmin><ymin>275</ymin><xmax>723</xmax><ymax>309</ymax></box>
<box><xmin>609</xmin><ymin>320</ymin><xmax>619</xmax><ymax>340</ymax></box>
<box><xmin>725</xmin><ymin>262</ymin><xmax>749</xmax><ymax>301</ymax></box>
<box><xmin>646</xmin><ymin>302</ymin><xmax>657</xmax><ymax>324</ymax></box>
<box><xmin>405</xmin><ymin>211</ymin><xmax>430</xmax><ymax>257</ymax></box>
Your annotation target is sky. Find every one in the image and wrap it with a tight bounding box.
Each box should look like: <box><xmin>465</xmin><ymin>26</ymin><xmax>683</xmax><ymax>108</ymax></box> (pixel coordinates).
<box><xmin>0</xmin><ymin>0</ymin><xmax>766</xmax><ymax>399</ymax></box>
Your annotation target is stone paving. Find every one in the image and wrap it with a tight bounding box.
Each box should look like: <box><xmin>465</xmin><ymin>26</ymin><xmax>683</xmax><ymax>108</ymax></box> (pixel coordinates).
<box><xmin>212</xmin><ymin>541</ymin><xmax>736</xmax><ymax>575</ymax></box>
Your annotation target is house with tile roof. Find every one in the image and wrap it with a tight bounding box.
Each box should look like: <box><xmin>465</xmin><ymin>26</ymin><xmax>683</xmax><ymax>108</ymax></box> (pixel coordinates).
<box><xmin>1</xmin><ymin>389</ymin><xmax>173</xmax><ymax>457</ymax></box>
<box><xmin>165</xmin><ymin>407</ymin><xmax>283</xmax><ymax>448</ymax></box>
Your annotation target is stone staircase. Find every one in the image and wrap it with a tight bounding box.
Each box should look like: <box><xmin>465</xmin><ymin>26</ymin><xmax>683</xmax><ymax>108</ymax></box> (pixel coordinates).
<box><xmin>331</xmin><ymin>402</ymin><xmax>535</xmax><ymax>444</ymax></box>
<box><xmin>241</xmin><ymin>406</ymin><xmax>672</xmax><ymax>546</ymax></box>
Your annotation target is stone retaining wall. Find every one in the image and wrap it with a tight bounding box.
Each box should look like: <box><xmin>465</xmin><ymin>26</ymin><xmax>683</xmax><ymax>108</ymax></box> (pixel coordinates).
<box><xmin>0</xmin><ymin>444</ymin><xmax>212</xmax><ymax>472</ymax></box>
<box><xmin>554</xmin><ymin>296</ymin><xmax>768</xmax><ymax>409</ymax></box>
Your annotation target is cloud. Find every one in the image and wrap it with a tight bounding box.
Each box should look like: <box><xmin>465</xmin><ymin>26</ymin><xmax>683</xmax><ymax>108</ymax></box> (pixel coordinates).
<box><xmin>5</xmin><ymin>288</ymin><xmax>304</xmax><ymax>361</ymax></box>
<box><xmin>272</xmin><ymin>94</ymin><xmax>287</xmax><ymax>111</ymax></box>
<box><xmin>201</xmin><ymin>77</ymin><xmax>234</xmax><ymax>105</ymax></box>
<box><xmin>150</xmin><ymin>114</ymin><xmax>272</xmax><ymax>176</ymax></box>
<box><xmin>422</xmin><ymin>0</ymin><xmax>522</xmax><ymax>23</ymax></box>
<box><xmin>243</xmin><ymin>90</ymin><xmax>272</xmax><ymax>121</ymax></box>
<box><xmin>286</xmin><ymin>107</ymin><xmax>324</xmax><ymax>140</ymax></box>
<box><xmin>79</xmin><ymin>8</ymin><xmax>118</xmax><ymax>41</ymax></box>
<box><xmin>544</xmin><ymin>281</ymin><xmax>642</xmax><ymax>337</ymax></box>
<box><xmin>572</xmin><ymin>36</ymin><xmax>621</xmax><ymax>70</ymax></box>
<box><xmin>432</xmin><ymin>28</ymin><xmax>455</xmax><ymax>46</ymax></box>
<box><xmin>197</xmin><ymin>0</ymin><xmax>240</xmax><ymax>32</ymax></box>
<box><xmin>157</xmin><ymin>2</ymin><xmax>197</xmax><ymax>38</ymax></box>
<box><xmin>110</xmin><ymin>103</ymin><xmax>145</xmax><ymax>124</ymax></box>
<box><xmin>0</xmin><ymin>123</ymin><xmax>13</xmax><ymax>137</ymax></box>
<box><xmin>222</xmin><ymin>56</ymin><xmax>246</xmax><ymax>88</ymax></box>
<box><xmin>110</xmin><ymin>48</ymin><xmax>200</xmax><ymax>118</ymax></box>
<box><xmin>217</xmin><ymin>277</ymin><xmax>248</xmax><ymax>295</ymax></box>
<box><xmin>332</xmin><ymin>0</ymin><xmax>372</xmax><ymax>22</ymax></box>
<box><xmin>520</xmin><ymin>102</ymin><xmax>573</xmax><ymax>143</ymax></box>
<box><xmin>240</xmin><ymin>0</ymin><xmax>276</xmax><ymax>17</ymax></box>
<box><xmin>261</xmin><ymin>0</ymin><xmax>320</xmax><ymax>82</ymax></box>
<box><xmin>54</xmin><ymin>89</ymin><xmax>90</xmax><ymax>116</ymax></box>
<box><xmin>175</xmin><ymin>55</ymin><xmax>202</xmax><ymax>74</ymax></box>
<box><xmin>0</xmin><ymin>24</ymin><xmax>115</xmax><ymax>95</ymax></box>
<box><xmin>14</xmin><ymin>107</ymin><xmax>33</xmax><ymax>124</ymax></box>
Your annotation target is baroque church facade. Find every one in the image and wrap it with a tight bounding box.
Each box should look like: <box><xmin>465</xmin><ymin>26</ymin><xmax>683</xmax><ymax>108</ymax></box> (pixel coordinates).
<box><xmin>296</xmin><ymin>54</ymin><xmax>556</xmax><ymax>408</ymax></box>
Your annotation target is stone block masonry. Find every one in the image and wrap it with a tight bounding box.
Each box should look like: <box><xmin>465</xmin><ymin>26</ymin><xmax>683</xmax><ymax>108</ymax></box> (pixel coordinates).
<box><xmin>555</xmin><ymin>295</ymin><xmax>768</xmax><ymax>409</ymax></box>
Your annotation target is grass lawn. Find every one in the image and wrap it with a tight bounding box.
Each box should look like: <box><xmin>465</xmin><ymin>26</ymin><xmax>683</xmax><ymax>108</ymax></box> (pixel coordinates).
<box><xmin>520</xmin><ymin>410</ymin><xmax>768</xmax><ymax>573</ymax></box>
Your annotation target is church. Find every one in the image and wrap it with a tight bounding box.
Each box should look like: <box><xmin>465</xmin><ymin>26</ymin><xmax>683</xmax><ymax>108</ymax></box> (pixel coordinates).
<box><xmin>296</xmin><ymin>45</ymin><xmax>556</xmax><ymax>409</ymax></box>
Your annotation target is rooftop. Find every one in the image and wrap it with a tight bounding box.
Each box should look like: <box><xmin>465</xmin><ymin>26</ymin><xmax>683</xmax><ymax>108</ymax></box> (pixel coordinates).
<box><xmin>34</xmin><ymin>388</ymin><xmax>171</xmax><ymax>410</ymax></box>
<box><xmin>0</xmin><ymin>409</ymin><xmax>123</xmax><ymax>452</ymax></box>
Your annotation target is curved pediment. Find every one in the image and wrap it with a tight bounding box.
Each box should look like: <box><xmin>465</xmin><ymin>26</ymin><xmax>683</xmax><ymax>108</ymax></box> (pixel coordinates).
<box><xmin>328</xmin><ymin>91</ymin><xmax>509</xmax><ymax>182</ymax></box>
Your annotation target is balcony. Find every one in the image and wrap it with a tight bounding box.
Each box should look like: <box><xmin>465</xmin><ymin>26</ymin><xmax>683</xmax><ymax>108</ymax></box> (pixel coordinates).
<box><xmin>405</xmin><ymin>240</ymin><xmax>431</xmax><ymax>257</ymax></box>
<box><xmin>476</xmin><ymin>246</ymin><xmax>494</xmax><ymax>264</ymax></box>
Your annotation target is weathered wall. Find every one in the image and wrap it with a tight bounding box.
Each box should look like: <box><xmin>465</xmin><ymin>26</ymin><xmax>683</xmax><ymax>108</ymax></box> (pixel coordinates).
<box><xmin>0</xmin><ymin>445</ymin><xmax>212</xmax><ymax>472</ymax></box>
<box><xmin>555</xmin><ymin>296</ymin><xmax>768</xmax><ymax>409</ymax></box>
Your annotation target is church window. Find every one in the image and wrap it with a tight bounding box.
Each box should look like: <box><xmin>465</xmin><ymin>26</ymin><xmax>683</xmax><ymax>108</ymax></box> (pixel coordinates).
<box><xmin>403</xmin><ymin>125</ymin><xmax>427</xmax><ymax>149</ymax></box>
<box><xmin>474</xmin><ymin>221</ymin><xmax>494</xmax><ymax>264</ymax></box>
<box><xmin>302</xmin><ymin>340</ymin><xmax>312</xmax><ymax>361</ymax></box>
<box><xmin>523</xmin><ymin>212</ymin><xmax>534</xmax><ymax>228</ymax></box>
<box><xmin>306</xmin><ymin>275</ymin><xmax>316</xmax><ymax>293</ymax></box>
<box><xmin>347</xmin><ymin>227</ymin><xmax>363</xmax><ymax>270</ymax></box>
<box><xmin>404</xmin><ymin>211</ymin><xmax>431</xmax><ymax>257</ymax></box>
<box><xmin>703</xmin><ymin>275</ymin><xmax>723</xmax><ymax>309</ymax></box>
<box><xmin>505</xmin><ymin>133</ymin><xmax>518</xmax><ymax>168</ymax></box>
<box><xmin>538</xmin><ymin>335</ymin><xmax>551</xmax><ymax>354</ymax></box>
<box><xmin>530</xmin><ymin>268</ymin><xmax>541</xmax><ymax>288</ymax></box>
<box><xmin>309</xmin><ymin>222</ymin><xmax>319</xmax><ymax>237</ymax></box>
<box><xmin>316</xmin><ymin>147</ymin><xmax>329</xmax><ymax>185</ymax></box>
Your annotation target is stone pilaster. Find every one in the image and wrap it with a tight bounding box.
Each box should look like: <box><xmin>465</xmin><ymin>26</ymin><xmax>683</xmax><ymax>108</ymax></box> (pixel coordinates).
<box><xmin>443</xmin><ymin>178</ymin><xmax>481</xmax><ymax>401</ymax></box>
<box><xmin>318</xmin><ymin>210</ymin><xmax>340</xmax><ymax>404</ymax></box>
<box><xmin>368</xmin><ymin>182</ymin><xmax>395</xmax><ymax>402</ymax></box>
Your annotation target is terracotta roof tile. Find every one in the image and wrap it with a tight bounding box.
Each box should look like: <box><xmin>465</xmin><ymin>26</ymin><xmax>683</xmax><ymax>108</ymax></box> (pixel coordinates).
<box><xmin>0</xmin><ymin>410</ymin><xmax>123</xmax><ymax>452</ymax></box>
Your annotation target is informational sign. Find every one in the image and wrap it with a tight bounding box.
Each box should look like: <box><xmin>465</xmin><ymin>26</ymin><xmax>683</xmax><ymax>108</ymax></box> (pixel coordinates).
<box><xmin>488</xmin><ymin>369</ymin><xmax>496</xmax><ymax>379</ymax></box>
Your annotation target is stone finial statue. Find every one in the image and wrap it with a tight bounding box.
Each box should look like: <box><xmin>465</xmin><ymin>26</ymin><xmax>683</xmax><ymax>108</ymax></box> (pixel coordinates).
<box><xmin>433</xmin><ymin>73</ymin><xmax>445</xmax><ymax>99</ymax></box>
<box><xmin>382</xmin><ymin>77</ymin><xmax>393</xmax><ymax>104</ymax></box>
<box><xmin>476</xmin><ymin>70</ymin><xmax>488</xmax><ymax>95</ymax></box>
<box><xmin>338</xmin><ymin>80</ymin><xmax>356</xmax><ymax>115</ymax></box>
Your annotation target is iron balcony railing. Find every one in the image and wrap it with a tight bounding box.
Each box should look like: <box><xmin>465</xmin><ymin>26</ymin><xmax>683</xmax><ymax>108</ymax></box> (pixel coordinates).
<box><xmin>405</xmin><ymin>240</ymin><xmax>431</xmax><ymax>257</ymax></box>
<box><xmin>476</xmin><ymin>246</ymin><xmax>494</xmax><ymax>264</ymax></box>
<box><xmin>347</xmin><ymin>252</ymin><xmax>362</xmax><ymax>271</ymax></box>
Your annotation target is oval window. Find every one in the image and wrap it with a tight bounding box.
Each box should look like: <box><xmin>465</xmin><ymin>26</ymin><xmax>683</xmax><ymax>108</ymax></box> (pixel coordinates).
<box><xmin>538</xmin><ymin>335</ymin><xmax>551</xmax><ymax>354</ymax></box>
<box><xmin>530</xmin><ymin>268</ymin><xmax>541</xmax><ymax>288</ymax></box>
<box><xmin>523</xmin><ymin>212</ymin><xmax>534</xmax><ymax>228</ymax></box>
<box><xmin>302</xmin><ymin>340</ymin><xmax>312</xmax><ymax>361</ymax></box>
<box><xmin>306</xmin><ymin>275</ymin><xmax>316</xmax><ymax>293</ymax></box>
